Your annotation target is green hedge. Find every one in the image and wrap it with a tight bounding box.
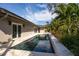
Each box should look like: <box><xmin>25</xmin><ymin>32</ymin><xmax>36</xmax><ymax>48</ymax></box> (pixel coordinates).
<box><xmin>60</xmin><ymin>34</ymin><xmax>79</xmax><ymax>55</ymax></box>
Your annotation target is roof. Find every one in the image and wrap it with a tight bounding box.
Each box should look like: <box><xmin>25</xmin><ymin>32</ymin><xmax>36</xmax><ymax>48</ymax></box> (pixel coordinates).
<box><xmin>0</xmin><ymin>7</ymin><xmax>38</xmax><ymax>27</ymax></box>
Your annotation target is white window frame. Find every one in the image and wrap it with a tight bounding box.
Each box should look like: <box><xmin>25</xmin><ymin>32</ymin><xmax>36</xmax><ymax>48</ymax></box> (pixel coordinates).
<box><xmin>12</xmin><ymin>22</ymin><xmax>22</xmax><ymax>39</ymax></box>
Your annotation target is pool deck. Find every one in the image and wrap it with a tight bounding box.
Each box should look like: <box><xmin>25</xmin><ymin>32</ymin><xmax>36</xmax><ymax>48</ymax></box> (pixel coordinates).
<box><xmin>0</xmin><ymin>32</ymin><xmax>55</xmax><ymax>56</ymax></box>
<box><xmin>0</xmin><ymin>32</ymin><xmax>73</xmax><ymax>56</ymax></box>
<box><xmin>0</xmin><ymin>49</ymin><xmax>55</xmax><ymax>56</ymax></box>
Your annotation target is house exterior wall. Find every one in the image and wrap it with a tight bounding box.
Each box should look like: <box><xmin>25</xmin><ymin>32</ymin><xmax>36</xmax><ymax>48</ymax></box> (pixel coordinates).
<box><xmin>21</xmin><ymin>22</ymin><xmax>35</xmax><ymax>38</ymax></box>
<box><xmin>0</xmin><ymin>16</ymin><xmax>36</xmax><ymax>43</ymax></box>
<box><xmin>0</xmin><ymin>18</ymin><xmax>12</xmax><ymax>43</ymax></box>
<box><xmin>40</xmin><ymin>29</ymin><xmax>45</xmax><ymax>33</ymax></box>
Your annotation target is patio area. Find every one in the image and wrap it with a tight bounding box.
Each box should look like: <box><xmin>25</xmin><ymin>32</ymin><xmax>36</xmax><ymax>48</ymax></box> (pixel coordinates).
<box><xmin>0</xmin><ymin>32</ymin><xmax>73</xmax><ymax>56</ymax></box>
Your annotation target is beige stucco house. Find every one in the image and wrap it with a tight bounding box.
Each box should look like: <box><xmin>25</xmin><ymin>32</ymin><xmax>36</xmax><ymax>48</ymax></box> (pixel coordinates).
<box><xmin>0</xmin><ymin>8</ymin><xmax>39</xmax><ymax>43</ymax></box>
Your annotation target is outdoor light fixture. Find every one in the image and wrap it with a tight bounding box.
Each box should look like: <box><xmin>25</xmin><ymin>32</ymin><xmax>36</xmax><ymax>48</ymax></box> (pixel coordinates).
<box><xmin>8</xmin><ymin>21</ymin><xmax>12</xmax><ymax>25</ymax></box>
<box><xmin>23</xmin><ymin>24</ymin><xmax>25</xmax><ymax>27</ymax></box>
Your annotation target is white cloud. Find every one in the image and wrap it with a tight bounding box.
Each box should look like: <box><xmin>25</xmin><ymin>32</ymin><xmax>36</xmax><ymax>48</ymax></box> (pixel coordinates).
<box><xmin>24</xmin><ymin>4</ymin><xmax>57</xmax><ymax>25</ymax></box>
<box><xmin>34</xmin><ymin>10</ymin><xmax>52</xmax><ymax>21</ymax></box>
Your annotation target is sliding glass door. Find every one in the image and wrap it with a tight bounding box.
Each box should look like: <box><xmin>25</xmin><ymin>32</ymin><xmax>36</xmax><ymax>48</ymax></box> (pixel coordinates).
<box><xmin>12</xmin><ymin>24</ymin><xmax>21</xmax><ymax>38</ymax></box>
<box><xmin>18</xmin><ymin>25</ymin><xmax>21</xmax><ymax>37</ymax></box>
<box><xmin>12</xmin><ymin>24</ymin><xmax>17</xmax><ymax>38</ymax></box>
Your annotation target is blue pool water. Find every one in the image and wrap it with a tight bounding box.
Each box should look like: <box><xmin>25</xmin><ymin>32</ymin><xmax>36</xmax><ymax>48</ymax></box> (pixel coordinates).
<box><xmin>11</xmin><ymin>35</ymin><xmax>55</xmax><ymax>53</ymax></box>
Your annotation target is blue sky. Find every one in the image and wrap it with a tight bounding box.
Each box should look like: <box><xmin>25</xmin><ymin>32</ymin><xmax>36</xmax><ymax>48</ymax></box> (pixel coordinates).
<box><xmin>0</xmin><ymin>3</ymin><xmax>57</xmax><ymax>25</ymax></box>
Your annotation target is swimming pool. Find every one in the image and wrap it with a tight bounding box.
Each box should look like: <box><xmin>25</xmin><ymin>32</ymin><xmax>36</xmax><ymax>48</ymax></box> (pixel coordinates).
<box><xmin>11</xmin><ymin>34</ymin><xmax>55</xmax><ymax>53</ymax></box>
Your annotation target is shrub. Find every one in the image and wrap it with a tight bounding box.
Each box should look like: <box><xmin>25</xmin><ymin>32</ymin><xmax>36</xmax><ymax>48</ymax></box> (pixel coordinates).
<box><xmin>60</xmin><ymin>34</ymin><xmax>79</xmax><ymax>55</ymax></box>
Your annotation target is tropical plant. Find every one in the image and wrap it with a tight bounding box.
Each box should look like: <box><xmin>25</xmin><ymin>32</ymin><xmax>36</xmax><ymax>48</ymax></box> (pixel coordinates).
<box><xmin>47</xmin><ymin>3</ymin><xmax>79</xmax><ymax>55</ymax></box>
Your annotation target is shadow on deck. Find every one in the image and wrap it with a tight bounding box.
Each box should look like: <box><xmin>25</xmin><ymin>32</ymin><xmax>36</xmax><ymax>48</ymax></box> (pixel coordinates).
<box><xmin>0</xmin><ymin>40</ymin><xmax>14</xmax><ymax>56</ymax></box>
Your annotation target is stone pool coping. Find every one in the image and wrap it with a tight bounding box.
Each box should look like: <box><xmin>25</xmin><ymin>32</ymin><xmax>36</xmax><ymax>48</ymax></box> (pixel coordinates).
<box><xmin>11</xmin><ymin>33</ymin><xmax>74</xmax><ymax>56</ymax></box>
<box><xmin>1</xmin><ymin>49</ymin><xmax>55</xmax><ymax>56</ymax></box>
<box><xmin>48</xmin><ymin>33</ymin><xmax>74</xmax><ymax>56</ymax></box>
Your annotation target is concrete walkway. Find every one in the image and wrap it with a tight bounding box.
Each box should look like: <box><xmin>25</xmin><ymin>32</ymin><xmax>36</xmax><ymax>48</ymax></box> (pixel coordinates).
<box><xmin>12</xmin><ymin>33</ymin><xmax>45</xmax><ymax>47</ymax></box>
<box><xmin>12</xmin><ymin>33</ymin><xmax>39</xmax><ymax>47</ymax></box>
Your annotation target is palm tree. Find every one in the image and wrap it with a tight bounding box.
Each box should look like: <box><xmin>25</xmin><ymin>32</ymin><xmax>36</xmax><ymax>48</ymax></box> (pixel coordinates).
<box><xmin>54</xmin><ymin>3</ymin><xmax>79</xmax><ymax>35</ymax></box>
<box><xmin>47</xmin><ymin>3</ymin><xmax>79</xmax><ymax>55</ymax></box>
<box><xmin>47</xmin><ymin>3</ymin><xmax>79</xmax><ymax>35</ymax></box>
